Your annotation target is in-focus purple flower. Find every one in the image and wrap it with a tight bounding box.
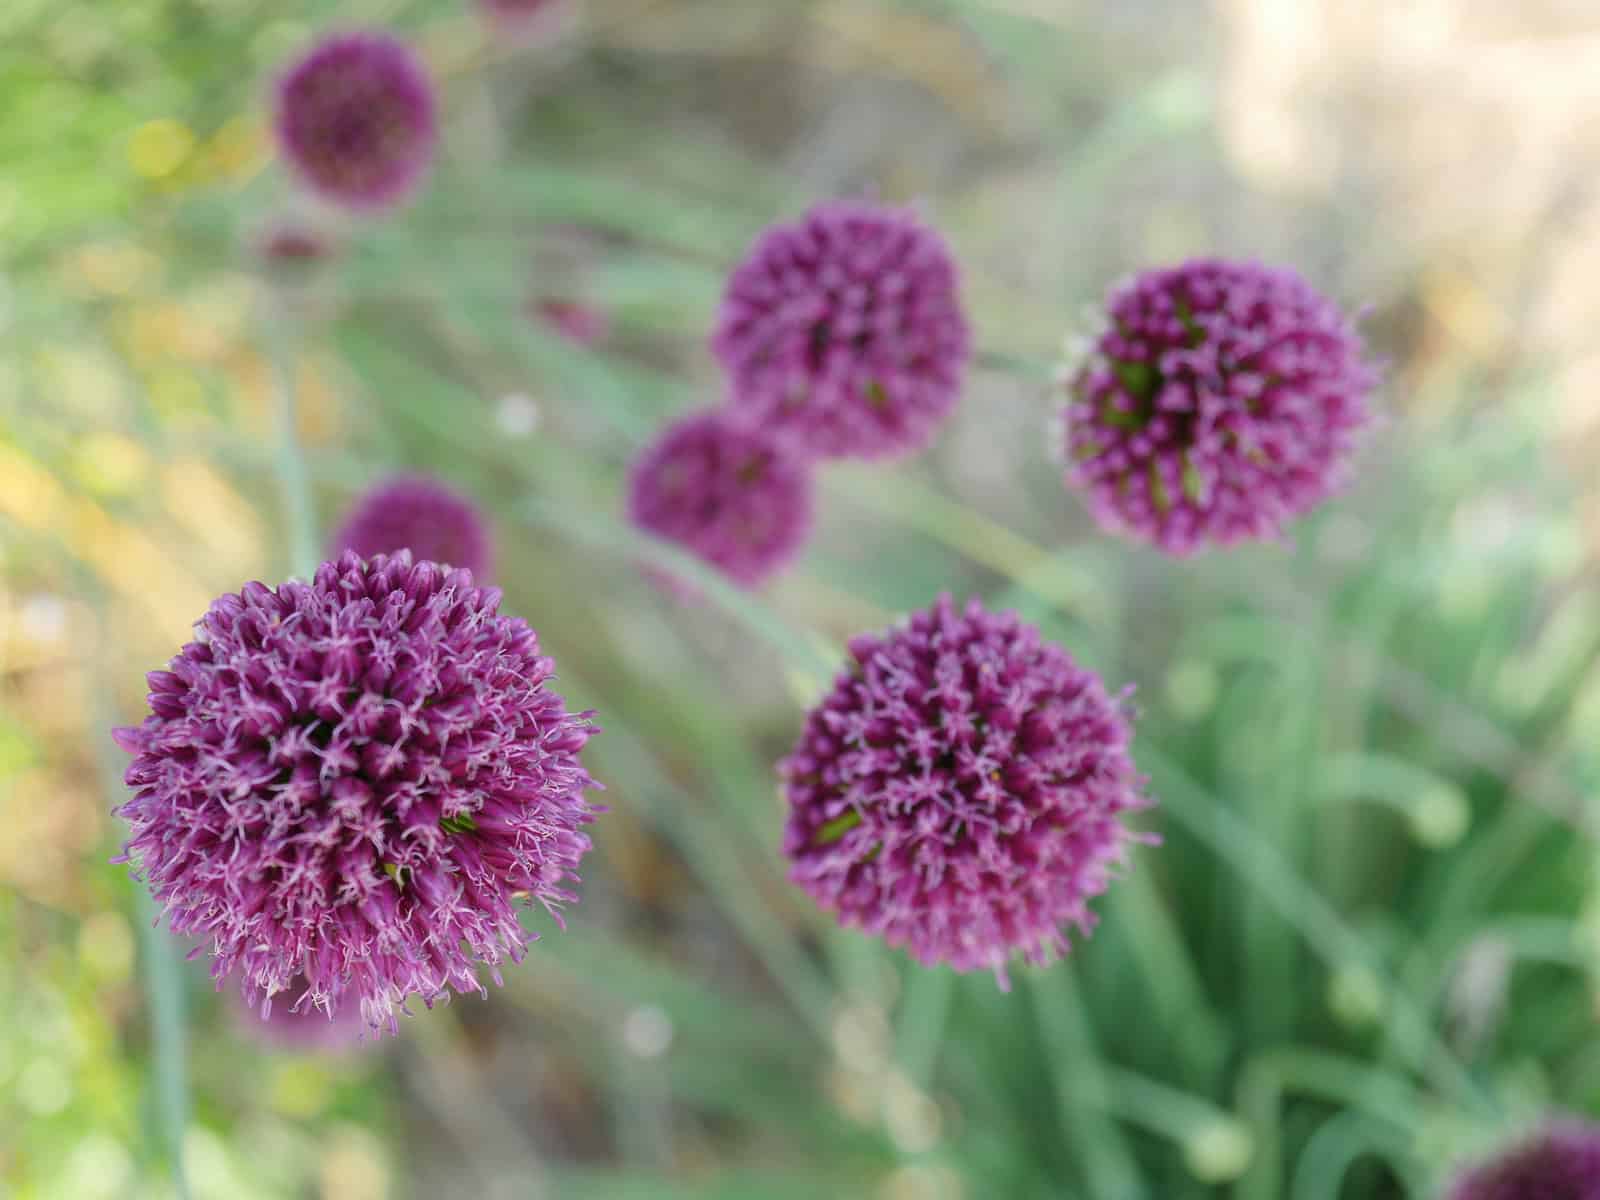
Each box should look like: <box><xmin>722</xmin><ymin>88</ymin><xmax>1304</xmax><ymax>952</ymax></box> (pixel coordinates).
<box><xmin>713</xmin><ymin>201</ymin><xmax>971</xmax><ymax>461</ymax></box>
<box><xmin>1058</xmin><ymin>258</ymin><xmax>1377</xmax><ymax>555</ymax></box>
<box><xmin>236</xmin><ymin>972</ymin><xmax>368</xmax><ymax>1053</ymax></box>
<box><xmin>627</xmin><ymin>408</ymin><xmax>814</xmax><ymax>593</ymax></box>
<box><xmin>331</xmin><ymin>475</ymin><xmax>493</xmax><ymax>580</ymax></box>
<box><xmin>533</xmin><ymin>298</ymin><xmax>609</xmax><ymax>348</ymax></box>
<box><xmin>781</xmin><ymin>594</ymin><xmax>1151</xmax><ymax>986</ymax></box>
<box><xmin>114</xmin><ymin>551</ymin><xmax>600</xmax><ymax>1036</ymax></box>
<box><xmin>274</xmin><ymin>31</ymin><xmax>437</xmax><ymax>211</ymax></box>
<box><xmin>1447</xmin><ymin>1122</ymin><xmax>1600</xmax><ymax>1200</ymax></box>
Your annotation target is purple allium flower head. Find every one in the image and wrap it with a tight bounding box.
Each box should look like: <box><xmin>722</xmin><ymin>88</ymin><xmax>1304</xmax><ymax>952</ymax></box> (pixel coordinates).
<box><xmin>1059</xmin><ymin>258</ymin><xmax>1377</xmax><ymax>554</ymax></box>
<box><xmin>274</xmin><ymin>31</ymin><xmax>437</xmax><ymax>212</ymax></box>
<box><xmin>713</xmin><ymin>201</ymin><xmax>971</xmax><ymax>461</ymax></box>
<box><xmin>1447</xmin><ymin>1122</ymin><xmax>1600</xmax><ymax>1200</ymax></box>
<box><xmin>113</xmin><ymin>551</ymin><xmax>600</xmax><ymax>1036</ymax></box>
<box><xmin>236</xmin><ymin>972</ymin><xmax>368</xmax><ymax>1053</ymax></box>
<box><xmin>627</xmin><ymin>408</ymin><xmax>814</xmax><ymax>593</ymax></box>
<box><xmin>781</xmin><ymin>594</ymin><xmax>1151</xmax><ymax>986</ymax></box>
<box><xmin>331</xmin><ymin>475</ymin><xmax>493</xmax><ymax>580</ymax></box>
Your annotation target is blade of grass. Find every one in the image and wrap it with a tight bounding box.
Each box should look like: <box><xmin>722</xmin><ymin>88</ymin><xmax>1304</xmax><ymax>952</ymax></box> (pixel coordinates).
<box><xmin>519</xmin><ymin>496</ymin><xmax>838</xmax><ymax>677</ymax></box>
<box><xmin>1145</xmin><ymin>747</ymin><xmax>1494</xmax><ymax>1120</ymax></box>
<box><xmin>265</xmin><ymin>306</ymin><xmax>320</xmax><ymax>578</ymax></box>
<box><xmin>1237</xmin><ymin>1046</ymin><xmax>1425</xmax><ymax>1200</ymax></box>
<box><xmin>1029</xmin><ymin>968</ymin><xmax>1148</xmax><ymax>1200</ymax></box>
<box><xmin>894</xmin><ymin>968</ymin><xmax>953</xmax><ymax>1089</ymax></box>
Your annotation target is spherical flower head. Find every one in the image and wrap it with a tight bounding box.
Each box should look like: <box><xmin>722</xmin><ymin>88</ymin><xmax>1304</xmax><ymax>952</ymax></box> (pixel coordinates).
<box><xmin>627</xmin><ymin>408</ymin><xmax>814</xmax><ymax>594</ymax></box>
<box><xmin>781</xmin><ymin>594</ymin><xmax>1151</xmax><ymax>985</ymax></box>
<box><xmin>713</xmin><ymin>201</ymin><xmax>971</xmax><ymax>461</ymax></box>
<box><xmin>331</xmin><ymin>475</ymin><xmax>493</xmax><ymax>580</ymax></box>
<box><xmin>113</xmin><ymin>551</ymin><xmax>600</xmax><ymax>1036</ymax></box>
<box><xmin>274</xmin><ymin>31</ymin><xmax>437</xmax><ymax>212</ymax></box>
<box><xmin>1059</xmin><ymin>258</ymin><xmax>1377</xmax><ymax>554</ymax></box>
<box><xmin>1447</xmin><ymin>1123</ymin><xmax>1600</xmax><ymax>1200</ymax></box>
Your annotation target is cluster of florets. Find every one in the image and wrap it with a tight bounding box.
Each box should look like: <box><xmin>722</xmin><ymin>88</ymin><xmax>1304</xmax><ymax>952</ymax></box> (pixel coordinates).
<box><xmin>626</xmin><ymin>409</ymin><xmax>814</xmax><ymax>593</ymax></box>
<box><xmin>115</xmin><ymin>552</ymin><xmax>599</xmax><ymax>1035</ymax></box>
<box><xmin>713</xmin><ymin>200</ymin><xmax>971</xmax><ymax>462</ymax></box>
<box><xmin>1058</xmin><ymin>258</ymin><xmax>1376</xmax><ymax>554</ymax></box>
<box><xmin>331</xmin><ymin>475</ymin><xmax>494</xmax><ymax>580</ymax></box>
<box><xmin>780</xmin><ymin>594</ymin><xmax>1150</xmax><ymax>984</ymax></box>
<box><xmin>274</xmin><ymin>31</ymin><xmax>436</xmax><ymax>211</ymax></box>
<box><xmin>628</xmin><ymin>200</ymin><xmax>972</xmax><ymax>596</ymax></box>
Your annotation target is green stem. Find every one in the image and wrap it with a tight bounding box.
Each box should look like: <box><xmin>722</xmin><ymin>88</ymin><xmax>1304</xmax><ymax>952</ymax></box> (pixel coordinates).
<box><xmin>1110</xmin><ymin>868</ymin><xmax>1228</xmax><ymax>1084</ymax></box>
<box><xmin>267</xmin><ymin>311</ymin><xmax>320</xmax><ymax>577</ymax></box>
<box><xmin>136</xmin><ymin>886</ymin><xmax>193</xmax><ymax>1200</ymax></box>
<box><xmin>1236</xmin><ymin>1046</ymin><xmax>1422</xmax><ymax>1200</ymax></box>
<box><xmin>1099</xmin><ymin>1066</ymin><xmax>1240</xmax><ymax>1143</ymax></box>
<box><xmin>827</xmin><ymin>469</ymin><xmax>1115</xmax><ymax>631</ymax></box>
<box><xmin>88</xmin><ymin>603</ymin><xmax>190</xmax><ymax>1200</ymax></box>
<box><xmin>894</xmin><ymin>968</ymin><xmax>953</xmax><ymax>1088</ymax></box>
<box><xmin>551</xmin><ymin>660</ymin><xmax>837</xmax><ymax>1044</ymax></box>
<box><xmin>1291</xmin><ymin>1112</ymin><xmax>1418</xmax><ymax>1200</ymax></box>
<box><xmin>518</xmin><ymin>497</ymin><xmax>838</xmax><ymax>677</ymax></box>
<box><xmin>975</xmin><ymin>348</ymin><xmax>1058</xmax><ymax>382</ymax></box>
<box><xmin>1030</xmin><ymin>969</ymin><xmax>1149</xmax><ymax>1200</ymax></box>
<box><xmin>1145</xmin><ymin>748</ymin><xmax>1495</xmax><ymax>1120</ymax></box>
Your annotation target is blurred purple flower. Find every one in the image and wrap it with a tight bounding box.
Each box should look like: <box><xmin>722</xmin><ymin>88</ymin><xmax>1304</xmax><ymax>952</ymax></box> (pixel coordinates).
<box><xmin>330</xmin><ymin>475</ymin><xmax>493</xmax><ymax>580</ymax></box>
<box><xmin>533</xmin><ymin>298</ymin><xmax>609</xmax><ymax>348</ymax></box>
<box><xmin>114</xmin><ymin>551</ymin><xmax>600</xmax><ymax>1036</ymax></box>
<box><xmin>274</xmin><ymin>31</ymin><xmax>437</xmax><ymax>211</ymax></box>
<box><xmin>1059</xmin><ymin>258</ymin><xmax>1377</xmax><ymax>554</ymax></box>
<box><xmin>237</xmin><ymin>972</ymin><xmax>368</xmax><ymax>1053</ymax></box>
<box><xmin>627</xmin><ymin>408</ymin><xmax>814</xmax><ymax>593</ymax></box>
<box><xmin>713</xmin><ymin>201</ymin><xmax>971</xmax><ymax>461</ymax></box>
<box><xmin>478</xmin><ymin>0</ymin><xmax>561</xmax><ymax>28</ymax></box>
<box><xmin>781</xmin><ymin>594</ymin><xmax>1151</xmax><ymax>986</ymax></box>
<box><xmin>1447</xmin><ymin>1122</ymin><xmax>1600</xmax><ymax>1200</ymax></box>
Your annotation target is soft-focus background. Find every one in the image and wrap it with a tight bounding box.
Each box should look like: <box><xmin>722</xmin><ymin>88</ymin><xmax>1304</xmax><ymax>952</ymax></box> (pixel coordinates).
<box><xmin>6</xmin><ymin>1</ymin><xmax>1600</xmax><ymax>1196</ymax></box>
